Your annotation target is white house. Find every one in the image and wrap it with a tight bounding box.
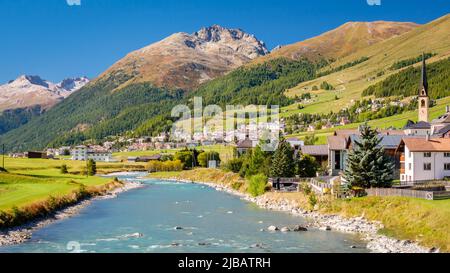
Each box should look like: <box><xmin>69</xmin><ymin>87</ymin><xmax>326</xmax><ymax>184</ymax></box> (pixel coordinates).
<box><xmin>398</xmin><ymin>138</ymin><xmax>450</xmax><ymax>182</ymax></box>
<box><xmin>71</xmin><ymin>145</ymin><xmax>114</xmax><ymax>162</ymax></box>
<box><xmin>286</xmin><ymin>137</ymin><xmax>304</xmax><ymax>150</ymax></box>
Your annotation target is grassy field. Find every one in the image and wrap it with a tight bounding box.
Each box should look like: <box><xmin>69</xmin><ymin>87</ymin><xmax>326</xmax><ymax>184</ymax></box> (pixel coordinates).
<box><xmin>0</xmin><ymin>157</ymin><xmax>146</xmax><ymax>212</ymax></box>
<box><xmin>281</xmin><ymin>15</ymin><xmax>450</xmax><ymax>118</ymax></box>
<box><xmin>321</xmin><ymin>196</ymin><xmax>450</xmax><ymax>251</ymax></box>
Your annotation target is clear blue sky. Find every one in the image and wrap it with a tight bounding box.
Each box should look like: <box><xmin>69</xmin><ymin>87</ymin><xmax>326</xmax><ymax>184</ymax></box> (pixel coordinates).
<box><xmin>0</xmin><ymin>0</ymin><xmax>448</xmax><ymax>83</ymax></box>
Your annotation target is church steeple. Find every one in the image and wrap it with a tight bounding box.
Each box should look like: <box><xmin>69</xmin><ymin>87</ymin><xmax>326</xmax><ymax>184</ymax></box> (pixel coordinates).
<box><xmin>418</xmin><ymin>53</ymin><xmax>429</xmax><ymax>122</ymax></box>
<box><xmin>419</xmin><ymin>53</ymin><xmax>428</xmax><ymax>97</ymax></box>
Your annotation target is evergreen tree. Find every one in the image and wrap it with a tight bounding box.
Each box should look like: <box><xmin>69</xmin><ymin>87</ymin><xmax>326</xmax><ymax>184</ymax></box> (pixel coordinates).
<box><xmin>343</xmin><ymin>124</ymin><xmax>394</xmax><ymax>189</ymax></box>
<box><xmin>246</xmin><ymin>143</ymin><xmax>272</xmax><ymax>177</ymax></box>
<box><xmin>87</xmin><ymin>159</ymin><xmax>97</xmax><ymax>176</ymax></box>
<box><xmin>296</xmin><ymin>154</ymin><xmax>319</xmax><ymax>177</ymax></box>
<box><xmin>270</xmin><ymin>138</ymin><xmax>295</xmax><ymax>178</ymax></box>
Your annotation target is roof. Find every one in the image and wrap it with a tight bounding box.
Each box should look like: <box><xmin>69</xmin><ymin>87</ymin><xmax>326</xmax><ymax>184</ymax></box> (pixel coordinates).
<box><xmin>435</xmin><ymin>124</ymin><xmax>450</xmax><ymax>135</ymax></box>
<box><xmin>137</xmin><ymin>154</ymin><xmax>161</xmax><ymax>160</ymax></box>
<box><xmin>401</xmin><ymin>138</ymin><xmax>450</xmax><ymax>152</ymax></box>
<box><xmin>432</xmin><ymin>113</ymin><xmax>450</xmax><ymax>125</ymax></box>
<box><xmin>237</xmin><ymin>139</ymin><xmax>254</xmax><ymax>149</ymax></box>
<box><xmin>379</xmin><ymin>130</ymin><xmax>405</xmax><ymax>136</ymax></box>
<box><xmin>334</xmin><ymin>129</ymin><xmax>359</xmax><ymax>137</ymax></box>
<box><xmin>301</xmin><ymin>145</ymin><xmax>328</xmax><ymax>156</ymax></box>
<box><xmin>403</xmin><ymin>121</ymin><xmax>431</xmax><ymax>130</ymax></box>
<box><xmin>349</xmin><ymin>135</ymin><xmax>404</xmax><ymax>150</ymax></box>
<box><xmin>327</xmin><ymin>135</ymin><xmax>347</xmax><ymax>150</ymax></box>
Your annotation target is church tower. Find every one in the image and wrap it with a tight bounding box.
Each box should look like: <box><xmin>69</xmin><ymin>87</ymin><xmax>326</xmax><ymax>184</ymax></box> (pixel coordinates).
<box><xmin>418</xmin><ymin>54</ymin><xmax>429</xmax><ymax>123</ymax></box>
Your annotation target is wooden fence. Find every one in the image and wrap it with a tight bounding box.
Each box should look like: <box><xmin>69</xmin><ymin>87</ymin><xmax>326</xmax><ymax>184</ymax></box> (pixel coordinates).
<box><xmin>366</xmin><ymin>188</ymin><xmax>450</xmax><ymax>200</ymax></box>
<box><xmin>309</xmin><ymin>179</ymin><xmax>332</xmax><ymax>195</ymax></box>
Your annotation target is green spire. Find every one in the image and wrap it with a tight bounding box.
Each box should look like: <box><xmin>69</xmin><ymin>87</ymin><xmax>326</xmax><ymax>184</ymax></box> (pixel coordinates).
<box><xmin>419</xmin><ymin>53</ymin><xmax>428</xmax><ymax>97</ymax></box>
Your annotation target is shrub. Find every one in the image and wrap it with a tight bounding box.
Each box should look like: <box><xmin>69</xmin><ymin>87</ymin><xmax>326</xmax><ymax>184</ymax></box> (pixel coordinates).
<box><xmin>247</xmin><ymin>174</ymin><xmax>268</xmax><ymax>197</ymax></box>
<box><xmin>223</xmin><ymin>158</ymin><xmax>243</xmax><ymax>173</ymax></box>
<box><xmin>60</xmin><ymin>164</ymin><xmax>68</xmax><ymax>174</ymax></box>
<box><xmin>308</xmin><ymin>192</ymin><xmax>318</xmax><ymax>209</ymax></box>
<box><xmin>413</xmin><ymin>184</ymin><xmax>446</xmax><ymax>192</ymax></box>
<box><xmin>147</xmin><ymin>160</ymin><xmax>184</xmax><ymax>172</ymax></box>
<box><xmin>301</xmin><ymin>183</ymin><xmax>312</xmax><ymax>195</ymax></box>
<box><xmin>231</xmin><ymin>181</ymin><xmax>244</xmax><ymax>191</ymax></box>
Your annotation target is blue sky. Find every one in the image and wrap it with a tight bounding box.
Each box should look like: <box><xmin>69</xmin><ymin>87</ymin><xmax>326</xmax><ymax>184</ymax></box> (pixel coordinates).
<box><xmin>0</xmin><ymin>0</ymin><xmax>448</xmax><ymax>83</ymax></box>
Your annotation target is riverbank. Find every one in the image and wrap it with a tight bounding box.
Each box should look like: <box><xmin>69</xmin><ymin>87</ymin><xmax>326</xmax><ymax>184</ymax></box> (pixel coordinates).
<box><xmin>148</xmin><ymin>169</ymin><xmax>442</xmax><ymax>253</ymax></box>
<box><xmin>0</xmin><ymin>180</ymin><xmax>143</xmax><ymax>246</ymax></box>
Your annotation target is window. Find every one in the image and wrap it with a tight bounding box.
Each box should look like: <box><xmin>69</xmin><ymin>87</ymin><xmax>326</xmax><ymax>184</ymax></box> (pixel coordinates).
<box><xmin>424</xmin><ymin>163</ymin><xmax>432</xmax><ymax>171</ymax></box>
<box><xmin>445</xmin><ymin>164</ymin><xmax>450</xmax><ymax>171</ymax></box>
<box><xmin>408</xmin><ymin>163</ymin><xmax>412</xmax><ymax>171</ymax></box>
<box><xmin>424</xmin><ymin>152</ymin><xmax>432</xmax><ymax>158</ymax></box>
<box><xmin>445</xmin><ymin>153</ymin><xmax>450</xmax><ymax>158</ymax></box>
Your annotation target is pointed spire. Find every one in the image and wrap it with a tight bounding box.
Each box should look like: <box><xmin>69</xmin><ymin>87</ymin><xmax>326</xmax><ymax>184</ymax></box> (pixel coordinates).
<box><xmin>419</xmin><ymin>52</ymin><xmax>428</xmax><ymax>97</ymax></box>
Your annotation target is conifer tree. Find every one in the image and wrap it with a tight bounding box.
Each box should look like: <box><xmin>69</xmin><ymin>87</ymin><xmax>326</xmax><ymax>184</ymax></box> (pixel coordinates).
<box><xmin>270</xmin><ymin>138</ymin><xmax>295</xmax><ymax>178</ymax></box>
<box><xmin>343</xmin><ymin>124</ymin><xmax>394</xmax><ymax>189</ymax></box>
<box><xmin>87</xmin><ymin>159</ymin><xmax>97</xmax><ymax>176</ymax></box>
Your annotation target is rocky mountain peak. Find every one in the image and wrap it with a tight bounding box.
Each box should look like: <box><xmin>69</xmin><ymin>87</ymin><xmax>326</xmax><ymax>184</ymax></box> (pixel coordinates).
<box><xmin>57</xmin><ymin>77</ymin><xmax>90</xmax><ymax>92</ymax></box>
<box><xmin>0</xmin><ymin>75</ymin><xmax>89</xmax><ymax>111</ymax></box>
<box><xmin>98</xmin><ymin>25</ymin><xmax>269</xmax><ymax>90</ymax></box>
<box><xmin>192</xmin><ymin>25</ymin><xmax>269</xmax><ymax>56</ymax></box>
<box><xmin>14</xmin><ymin>75</ymin><xmax>49</xmax><ymax>88</ymax></box>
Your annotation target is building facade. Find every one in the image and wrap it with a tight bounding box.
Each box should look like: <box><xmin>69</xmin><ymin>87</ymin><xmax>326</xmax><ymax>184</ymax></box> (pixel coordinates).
<box><xmin>399</xmin><ymin>138</ymin><xmax>450</xmax><ymax>182</ymax></box>
<box><xmin>71</xmin><ymin>145</ymin><xmax>113</xmax><ymax>162</ymax></box>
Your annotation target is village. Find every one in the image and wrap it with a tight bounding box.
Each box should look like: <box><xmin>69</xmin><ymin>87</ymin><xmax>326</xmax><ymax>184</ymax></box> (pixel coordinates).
<box><xmin>7</xmin><ymin>58</ymin><xmax>450</xmax><ymax>202</ymax></box>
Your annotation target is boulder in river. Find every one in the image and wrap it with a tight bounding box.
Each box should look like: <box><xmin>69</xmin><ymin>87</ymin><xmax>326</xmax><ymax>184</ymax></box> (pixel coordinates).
<box><xmin>291</xmin><ymin>225</ymin><xmax>308</xmax><ymax>232</ymax></box>
<box><xmin>280</xmin><ymin>227</ymin><xmax>290</xmax><ymax>232</ymax></box>
<box><xmin>267</xmin><ymin>225</ymin><xmax>279</xmax><ymax>232</ymax></box>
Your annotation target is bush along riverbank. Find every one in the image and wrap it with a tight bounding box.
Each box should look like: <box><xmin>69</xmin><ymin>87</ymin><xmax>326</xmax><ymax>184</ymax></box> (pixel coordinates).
<box><xmin>148</xmin><ymin>169</ymin><xmax>441</xmax><ymax>253</ymax></box>
<box><xmin>0</xmin><ymin>179</ymin><xmax>143</xmax><ymax>246</ymax></box>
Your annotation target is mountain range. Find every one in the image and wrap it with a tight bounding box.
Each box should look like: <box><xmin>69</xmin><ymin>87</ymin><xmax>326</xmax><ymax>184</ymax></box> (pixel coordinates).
<box><xmin>255</xmin><ymin>21</ymin><xmax>419</xmax><ymax>63</ymax></box>
<box><xmin>0</xmin><ymin>75</ymin><xmax>89</xmax><ymax>111</ymax></box>
<box><xmin>97</xmin><ymin>25</ymin><xmax>269</xmax><ymax>91</ymax></box>
<box><xmin>1</xmin><ymin>14</ymin><xmax>449</xmax><ymax>151</ymax></box>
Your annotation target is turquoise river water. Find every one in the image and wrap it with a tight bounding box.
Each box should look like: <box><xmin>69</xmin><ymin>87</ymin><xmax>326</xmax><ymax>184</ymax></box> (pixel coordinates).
<box><xmin>0</xmin><ymin>172</ymin><xmax>369</xmax><ymax>253</ymax></box>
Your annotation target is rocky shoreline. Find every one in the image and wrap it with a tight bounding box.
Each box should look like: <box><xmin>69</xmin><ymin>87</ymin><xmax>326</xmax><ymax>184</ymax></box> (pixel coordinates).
<box><xmin>0</xmin><ymin>181</ymin><xmax>143</xmax><ymax>247</ymax></box>
<box><xmin>163</xmin><ymin>178</ymin><xmax>437</xmax><ymax>253</ymax></box>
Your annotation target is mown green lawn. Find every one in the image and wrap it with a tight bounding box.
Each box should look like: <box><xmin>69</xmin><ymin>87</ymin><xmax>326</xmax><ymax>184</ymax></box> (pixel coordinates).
<box><xmin>0</xmin><ymin>157</ymin><xmax>144</xmax><ymax>211</ymax></box>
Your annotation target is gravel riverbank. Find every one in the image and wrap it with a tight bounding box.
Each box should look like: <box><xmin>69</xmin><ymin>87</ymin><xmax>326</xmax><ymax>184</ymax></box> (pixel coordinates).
<box><xmin>164</xmin><ymin>178</ymin><xmax>437</xmax><ymax>253</ymax></box>
<box><xmin>0</xmin><ymin>181</ymin><xmax>143</xmax><ymax>247</ymax></box>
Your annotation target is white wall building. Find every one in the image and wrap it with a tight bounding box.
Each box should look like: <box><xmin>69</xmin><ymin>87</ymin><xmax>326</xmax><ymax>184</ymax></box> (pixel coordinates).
<box><xmin>71</xmin><ymin>145</ymin><xmax>114</xmax><ymax>162</ymax></box>
<box><xmin>399</xmin><ymin>138</ymin><xmax>450</xmax><ymax>182</ymax></box>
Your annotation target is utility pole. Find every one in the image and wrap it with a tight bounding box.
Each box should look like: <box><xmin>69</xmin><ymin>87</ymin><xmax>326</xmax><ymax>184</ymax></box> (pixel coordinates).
<box><xmin>2</xmin><ymin>144</ymin><xmax>5</xmax><ymax>169</ymax></box>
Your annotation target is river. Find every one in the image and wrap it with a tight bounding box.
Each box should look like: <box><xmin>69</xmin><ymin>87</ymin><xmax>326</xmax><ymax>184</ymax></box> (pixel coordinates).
<box><xmin>0</xmin><ymin>172</ymin><xmax>369</xmax><ymax>253</ymax></box>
